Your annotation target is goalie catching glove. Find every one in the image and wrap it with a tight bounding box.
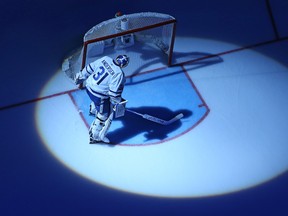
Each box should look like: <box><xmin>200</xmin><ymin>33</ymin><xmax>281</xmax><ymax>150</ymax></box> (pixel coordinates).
<box><xmin>74</xmin><ymin>71</ymin><xmax>85</xmax><ymax>85</ymax></box>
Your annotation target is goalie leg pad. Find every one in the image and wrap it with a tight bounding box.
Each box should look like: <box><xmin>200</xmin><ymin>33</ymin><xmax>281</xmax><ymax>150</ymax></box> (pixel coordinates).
<box><xmin>89</xmin><ymin>102</ymin><xmax>96</xmax><ymax>116</ymax></box>
<box><xmin>89</xmin><ymin>111</ymin><xmax>109</xmax><ymax>142</ymax></box>
<box><xmin>98</xmin><ymin>111</ymin><xmax>113</xmax><ymax>143</ymax></box>
<box><xmin>89</xmin><ymin>117</ymin><xmax>104</xmax><ymax>141</ymax></box>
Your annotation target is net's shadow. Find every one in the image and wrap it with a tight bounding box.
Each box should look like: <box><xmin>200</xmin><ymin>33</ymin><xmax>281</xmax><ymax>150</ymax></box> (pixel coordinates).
<box><xmin>108</xmin><ymin>106</ymin><xmax>192</xmax><ymax>144</ymax></box>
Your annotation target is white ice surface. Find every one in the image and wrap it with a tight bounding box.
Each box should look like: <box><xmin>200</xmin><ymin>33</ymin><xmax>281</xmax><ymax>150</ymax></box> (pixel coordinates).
<box><xmin>35</xmin><ymin>37</ymin><xmax>288</xmax><ymax>198</ymax></box>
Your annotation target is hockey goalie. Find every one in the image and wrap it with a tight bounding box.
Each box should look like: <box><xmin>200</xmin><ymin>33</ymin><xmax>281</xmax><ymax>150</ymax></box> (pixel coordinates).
<box><xmin>74</xmin><ymin>54</ymin><xmax>129</xmax><ymax>144</ymax></box>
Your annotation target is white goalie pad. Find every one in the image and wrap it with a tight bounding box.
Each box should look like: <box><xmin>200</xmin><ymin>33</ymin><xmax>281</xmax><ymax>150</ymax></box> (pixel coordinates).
<box><xmin>113</xmin><ymin>99</ymin><xmax>128</xmax><ymax>118</ymax></box>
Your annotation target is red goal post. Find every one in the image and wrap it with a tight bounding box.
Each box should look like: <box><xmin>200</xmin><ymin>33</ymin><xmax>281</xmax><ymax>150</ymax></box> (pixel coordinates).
<box><xmin>81</xmin><ymin>12</ymin><xmax>177</xmax><ymax>70</ymax></box>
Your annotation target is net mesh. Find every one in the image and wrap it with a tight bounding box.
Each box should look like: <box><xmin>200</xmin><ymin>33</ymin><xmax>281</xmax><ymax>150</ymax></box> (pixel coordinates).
<box><xmin>84</xmin><ymin>12</ymin><xmax>175</xmax><ymax>42</ymax></box>
<box><xmin>62</xmin><ymin>12</ymin><xmax>176</xmax><ymax>82</ymax></box>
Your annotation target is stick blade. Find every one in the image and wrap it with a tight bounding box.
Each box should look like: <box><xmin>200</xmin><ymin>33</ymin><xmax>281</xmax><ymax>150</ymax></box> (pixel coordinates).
<box><xmin>166</xmin><ymin>113</ymin><xmax>184</xmax><ymax>125</ymax></box>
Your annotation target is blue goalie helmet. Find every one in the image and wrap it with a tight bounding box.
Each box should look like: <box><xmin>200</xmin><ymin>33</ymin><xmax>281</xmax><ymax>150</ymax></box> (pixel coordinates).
<box><xmin>115</xmin><ymin>55</ymin><xmax>129</xmax><ymax>68</ymax></box>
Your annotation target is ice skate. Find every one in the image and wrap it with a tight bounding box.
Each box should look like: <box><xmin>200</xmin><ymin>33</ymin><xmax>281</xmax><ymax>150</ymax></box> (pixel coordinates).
<box><xmin>89</xmin><ymin>136</ymin><xmax>110</xmax><ymax>144</ymax></box>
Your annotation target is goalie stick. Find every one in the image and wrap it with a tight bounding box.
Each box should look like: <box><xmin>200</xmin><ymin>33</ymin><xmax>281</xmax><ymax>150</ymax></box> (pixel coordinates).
<box><xmin>126</xmin><ymin>109</ymin><xmax>184</xmax><ymax>125</ymax></box>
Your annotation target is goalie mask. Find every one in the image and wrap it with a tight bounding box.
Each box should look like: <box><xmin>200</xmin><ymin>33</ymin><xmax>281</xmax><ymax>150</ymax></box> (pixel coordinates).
<box><xmin>114</xmin><ymin>55</ymin><xmax>129</xmax><ymax>68</ymax></box>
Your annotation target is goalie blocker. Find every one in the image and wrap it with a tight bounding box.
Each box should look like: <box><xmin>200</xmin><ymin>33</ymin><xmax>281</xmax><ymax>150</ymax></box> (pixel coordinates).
<box><xmin>114</xmin><ymin>99</ymin><xmax>127</xmax><ymax>118</ymax></box>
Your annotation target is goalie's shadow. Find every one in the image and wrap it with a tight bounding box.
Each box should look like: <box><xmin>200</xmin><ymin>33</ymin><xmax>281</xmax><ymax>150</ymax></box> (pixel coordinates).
<box><xmin>108</xmin><ymin>106</ymin><xmax>192</xmax><ymax>144</ymax></box>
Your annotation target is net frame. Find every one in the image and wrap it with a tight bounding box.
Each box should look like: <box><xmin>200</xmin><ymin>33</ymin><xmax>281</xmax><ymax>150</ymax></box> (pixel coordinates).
<box><xmin>81</xmin><ymin>12</ymin><xmax>177</xmax><ymax>70</ymax></box>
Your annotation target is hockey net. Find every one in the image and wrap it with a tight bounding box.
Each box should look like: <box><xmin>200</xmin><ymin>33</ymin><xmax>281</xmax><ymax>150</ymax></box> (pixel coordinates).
<box><xmin>62</xmin><ymin>12</ymin><xmax>176</xmax><ymax>81</ymax></box>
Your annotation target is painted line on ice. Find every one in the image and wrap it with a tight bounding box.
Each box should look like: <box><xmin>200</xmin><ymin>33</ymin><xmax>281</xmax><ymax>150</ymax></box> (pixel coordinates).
<box><xmin>265</xmin><ymin>0</ymin><xmax>280</xmax><ymax>40</ymax></box>
<box><xmin>0</xmin><ymin>37</ymin><xmax>287</xmax><ymax>112</ymax></box>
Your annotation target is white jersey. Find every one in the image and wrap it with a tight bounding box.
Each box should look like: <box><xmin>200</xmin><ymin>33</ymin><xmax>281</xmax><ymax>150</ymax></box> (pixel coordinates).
<box><xmin>81</xmin><ymin>56</ymin><xmax>126</xmax><ymax>103</ymax></box>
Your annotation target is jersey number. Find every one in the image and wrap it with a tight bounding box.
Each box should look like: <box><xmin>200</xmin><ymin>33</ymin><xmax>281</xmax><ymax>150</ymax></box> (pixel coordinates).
<box><xmin>93</xmin><ymin>66</ymin><xmax>109</xmax><ymax>85</ymax></box>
